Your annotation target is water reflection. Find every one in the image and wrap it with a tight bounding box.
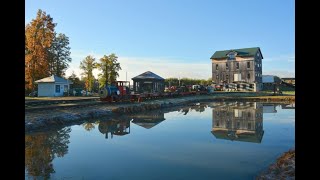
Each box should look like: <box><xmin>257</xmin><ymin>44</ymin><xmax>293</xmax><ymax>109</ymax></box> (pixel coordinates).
<box><xmin>131</xmin><ymin>110</ymin><xmax>166</xmax><ymax>129</ymax></box>
<box><xmin>25</xmin><ymin>102</ymin><xmax>293</xmax><ymax>179</ymax></box>
<box><xmin>211</xmin><ymin>102</ymin><xmax>265</xmax><ymax>143</ymax></box>
<box><xmin>25</xmin><ymin>127</ymin><xmax>71</xmax><ymax>179</ymax></box>
<box><xmin>98</xmin><ymin>118</ymin><xmax>131</xmax><ymax>139</ymax></box>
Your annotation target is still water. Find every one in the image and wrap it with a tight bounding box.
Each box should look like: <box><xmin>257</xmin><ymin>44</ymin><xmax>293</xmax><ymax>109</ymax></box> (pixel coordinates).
<box><xmin>25</xmin><ymin>102</ymin><xmax>295</xmax><ymax>180</ymax></box>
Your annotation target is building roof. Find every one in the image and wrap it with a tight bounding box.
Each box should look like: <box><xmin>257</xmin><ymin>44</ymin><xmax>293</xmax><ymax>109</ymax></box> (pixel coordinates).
<box><xmin>211</xmin><ymin>130</ymin><xmax>264</xmax><ymax>143</ymax></box>
<box><xmin>35</xmin><ymin>75</ymin><xmax>73</xmax><ymax>84</ymax></box>
<box><xmin>132</xmin><ymin>71</ymin><xmax>164</xmax><ymax>80</ymax></box>
<box><xmin>210</xmin><ymin>47</ymin><xmax>263</xmax><ymax>59</ymax></box>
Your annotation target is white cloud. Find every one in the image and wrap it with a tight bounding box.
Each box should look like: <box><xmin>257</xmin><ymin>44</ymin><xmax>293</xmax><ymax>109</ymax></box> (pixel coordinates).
<box><xmin>263</xmin><ymin>70</ymin><xmax>295</xmax><ymax>78</ymax></box>
<box><xmin>263</xmin><ymin>54</ymin><xmax>295</xmax><ymax>63</ymax></box>
<box><xmin>66</xmin><ymin>52</ymin><xmax>212</xmax><ymax>83</ymax></box>
<box><xmin>66</xmin><ymin>50</ymin><xmax>295</xmax><ymax>81</ymax></box>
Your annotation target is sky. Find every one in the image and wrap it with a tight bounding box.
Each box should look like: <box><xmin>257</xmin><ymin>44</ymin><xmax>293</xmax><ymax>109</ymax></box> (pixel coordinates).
<box><xmin>25</xmin><ymin>0</ymin><xmax>295</xmax><ymax>83</ymax></box>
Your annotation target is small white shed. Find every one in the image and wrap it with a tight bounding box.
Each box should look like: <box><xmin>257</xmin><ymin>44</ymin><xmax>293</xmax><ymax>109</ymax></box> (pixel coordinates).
<box><xmin>35</xmin><ymin>75</ymin><xmax>73</xmax><ymax>97</ymax></box>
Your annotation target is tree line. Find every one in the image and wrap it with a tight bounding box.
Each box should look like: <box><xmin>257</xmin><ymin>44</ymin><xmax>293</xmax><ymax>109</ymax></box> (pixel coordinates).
<box><xmin>25</xmin><ymin>9</ymin><xmax>121</xmax><ymax>94</ymax></box>
<box><xmin>25</xmin><ymin>9</ymin><xmax>71</xmax><ymax>92</ymax></box>
<box><xmin>25</xmin><ymin>9</ymin><xmax>211</xmax><ymax>94</ymax></box>
<box><xmin>165</xmin><ymin>78</ymin><xmax>212</xmax><ymax>87</ymax></box>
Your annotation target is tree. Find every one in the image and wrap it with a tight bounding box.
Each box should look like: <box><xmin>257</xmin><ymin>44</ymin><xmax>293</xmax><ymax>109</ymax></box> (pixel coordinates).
<box><xmin>25</xmin><ymin>9</ymin><xmax>56</xmax><ymax>91</ymax></box>
<box><xmin>80</xmin><ymin>55</ymin><xmax>96</xmax><ymax>91</ymax></box>
<box><xmin>68</xmin><ymin>71</ymin><xmax>84</xmax><ymax>89</ymax></box>
<box><xmin>48</xmin><ymin>33</ymin><xmax>72</xmax><ymax>77</ymax></box>
<box><xmin>25</xmin><ymin>127</ymin><xmax>71</xmax><ymax>179</ymax></box>
<box><xmin>97</xmin><ymin>53</ymin><xmax>121</xmax><ymax>88</ymax></box>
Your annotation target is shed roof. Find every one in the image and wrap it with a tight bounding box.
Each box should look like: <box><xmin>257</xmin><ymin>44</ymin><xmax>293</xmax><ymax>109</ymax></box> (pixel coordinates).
<box><xmin>210</xmin><ymin>47</ymin><xmax>263</xmax><ymax>59</ymax></box>
<box><xmin>132</xmin><ymin>71</ymin><xmax>164</xmax><ymax>80</ymax></box>
<box><xmin>35</xmin><ymin>75</ymin><xmax>73</xmax><ymax>84</ymax></box>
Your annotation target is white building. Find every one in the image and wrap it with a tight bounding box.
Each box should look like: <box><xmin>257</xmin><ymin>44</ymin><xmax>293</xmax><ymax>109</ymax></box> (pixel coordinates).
<box><xmin>35</xmin><ymin>75</ymin><xmax>73</xmax><ymax>97</ymax></box>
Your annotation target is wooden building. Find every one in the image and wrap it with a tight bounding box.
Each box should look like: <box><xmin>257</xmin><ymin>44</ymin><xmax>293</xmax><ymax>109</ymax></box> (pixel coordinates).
<box><xmin>210</xmin><ymin>47</ymin><xmax>263</xmax><ymax>92</ymax></box>
<box><xmin>132</xmin><ymin>71</ymin><xmax>165</xmax><ymax>93</ymax></box>
<box><xmin>211</xmin><ymin>102</ymin><xmax>264</xmax><ymax>143</ymax></box>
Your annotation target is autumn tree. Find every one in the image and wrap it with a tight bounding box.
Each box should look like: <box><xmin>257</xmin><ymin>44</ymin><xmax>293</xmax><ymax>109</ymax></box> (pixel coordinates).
<box><xmin>25</xmin><ymin>127</ymin><xmax>71</xmax><ymax>179</ymax></box>
<box><xmin>25</xmin><ymin>9</ymin><xmax>56</xmax><ymax>91</ymax></box>
<box><xmin>48</xmin><ymin>33</ymin><xmax>72</xmax><ymax>77</ymax></box>
<box><xmin>97</xmin><ymin>53</ymin><xmax>121</xmax><ymax>88</ymax></box>
<box><xmin>80</xmin><ymin>55</ymin><xmax>96</xmax><ymax>91</ymax></box>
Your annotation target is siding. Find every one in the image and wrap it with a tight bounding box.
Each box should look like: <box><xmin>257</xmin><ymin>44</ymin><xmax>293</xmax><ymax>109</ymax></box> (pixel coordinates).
<box><xmin>38</xmin><ymin>83</ymin><xmax>54</xmax><ymax>97</ymax></box>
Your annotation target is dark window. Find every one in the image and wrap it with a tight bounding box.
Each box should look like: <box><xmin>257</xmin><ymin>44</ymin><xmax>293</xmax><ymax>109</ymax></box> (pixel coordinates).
<box><xmin>248</xmin><ymin>123</ymin><xmax>251</xmax><ymax>129</ymax></box>
<box><xmin>226</xmin><ymin>74</ymin><xmax>229</xmax><ymax>79</ymax></box>
<box><xmin>55</xmin><ymin>85</ymin><xmax>60</xmax><ymax>93</ymax></box>
<box><xmin>236</xmin><ymin>62</ymin><xmax>239</xmax><ymax>69</ymax></box>
<box><xmin>216</xmin><ymin>64</ymin><xmax>219</xmax><ymax>70</ymax></box>
<box><xmin>237</xmin><ymin>121</ymin><xmax>240</xmax><ymax>128</ymax></box>
<box><xmin>247</xmin><ymin>62</ymin><xmax>250</xmax><ymax>68</ymax></box>
<box><xmin>237</xmin><ymin>84</ymin><xmax>240</xmax><ymax>88</ymax></box>
<box><xmin>226</xmin><ymin>63</ymin><xmax>229</xmax><ymax>70</ymax></box>
<box><xmin>248</xmin><ymin>112</ymin><xmax>251</xmax><ymax>117</ymax></box>
<box><xmin>243</xmin><ymin>84</ymin><xmax>246</xmax><ymax>89</ymax></box>
<box><xmin>64</xmin><ymin>85</ymin><xmax>68</xmax><ymax>92</ymax></box>
<box><xmin>247</xmin><ymin>73</ymin><xmax>250</xmax><ymax>79</ymax></box>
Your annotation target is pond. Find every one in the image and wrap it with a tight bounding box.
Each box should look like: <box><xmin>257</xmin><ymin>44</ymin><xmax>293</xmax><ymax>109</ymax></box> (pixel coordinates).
<box><xmin>25</xmin><ymin>101</ymin><xmax>295</xmax><ymax>180</ymax></box>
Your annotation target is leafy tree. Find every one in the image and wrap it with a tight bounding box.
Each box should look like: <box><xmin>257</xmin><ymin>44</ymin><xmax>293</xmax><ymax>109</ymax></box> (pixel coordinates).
<box><xmin>48</xmin><ymin>33</ymin><xmax>72</xmax><ymax>77</ymax></box>
<box><xmin>25</xmin><ymin>127</ymin><xmax>71</xmax><ymax>179</ymax></box>
<box><xmin>82</xmin><ymin>122</ymin><xmax>95</xmax><ymax>131</ymax></box>
<box><xmin>97</xmin><ymin>53</ymin><xmax>121</xmax><ymax>88</ymax></box>
<box><xmin>80</xmin><ymin>55</ymin><xmax>97</xmax><ymax>91</ymax></box>
<box><xmin>68</xmin><ymin>71</ymin><xmax>84</xmax><ymax>89</ymax></box>
<box><xmin>25</xmin><ymin>9</ymin><xmax>56</xmax><ymax>91</ymax></box>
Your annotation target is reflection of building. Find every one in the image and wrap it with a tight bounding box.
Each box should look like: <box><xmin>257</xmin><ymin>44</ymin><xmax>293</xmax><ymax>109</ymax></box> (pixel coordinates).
<box><xmin>98</xmin><ymin>119</ymin><xmax>131</xmax><ymax>139</ymax></box>
<box><xmin>211</xmin><ymin>102</ymin><xmax>264</xmax><ymax>143</ymax></box>
<box><xmin>131</xmin><ymin>111</ymin><xmax>165</xmax><ymax>129</ymax></box>
<box><xmin>281</xmin><ymin>104</ymin><xmax>295</xmax><ymax>109</ymax></box>
<box><xmin>263</xmin><ymin>103</ymin><xmax>277</xmax><ymax>113</ymax></box>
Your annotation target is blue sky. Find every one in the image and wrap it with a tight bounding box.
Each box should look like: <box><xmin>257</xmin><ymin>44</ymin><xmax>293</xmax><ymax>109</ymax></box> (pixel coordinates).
<box><xmin>26</xmin><ymin>0</ymin><xmax>295</xmax><ymax>81</ymax></box>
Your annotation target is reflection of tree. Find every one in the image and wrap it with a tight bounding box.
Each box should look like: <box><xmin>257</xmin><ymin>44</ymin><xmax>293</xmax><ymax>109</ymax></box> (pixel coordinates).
<box><xmin>82</xmin><ymin>122</ymin><xmax>95</xmax><ymax>131</ymax></box>
<box><xmin>25</xmin><ymin>127</ymin><xmax>71</xmax><ymax>179</ymax></box>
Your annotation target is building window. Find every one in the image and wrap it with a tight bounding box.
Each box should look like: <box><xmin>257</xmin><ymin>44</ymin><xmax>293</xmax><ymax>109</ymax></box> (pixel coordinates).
<box><xmin>226</xmin><ymin>63</ymin><xmax>229</xmax><ymax>70</ymax></box>
<box><xmin>257</xmin><ymin>53</ymin><xmax>260</xmax><ymax>57</ymax></box>
<box><xmin>64</xmin><ymin>85</ymin><xmax>68</xmax><ymax>92</ymax></box>
<box><xmin>228</xmin><ymin>52</ymin><xmax>236</xmax><ymax>60</ymax></box>
<box><xmin>237</xmin><ymin>121</ymin><xmax>240</xmax><ymax>129</ymax></box>
<box><xmin>236</xmin><ymin>62</ymin><xmax>239</xmax><ymax>69</ymax></box>
<box><xmin>216</xmin><ymin>75</ymin><xmax>219</xmax><ymax>80</ymax></box>
<box><xmin>226</xmin><ymin>74</ymin><xmax>229</xmax><ymax>80</ymax></box>
<box><xmin>248</xmin><ymin>123</ymin><xmax>251</xmax><ymax>130</ymax></box>
<box><xmin>216</xmin><ymin>64</ymin><xmax>219</xmax><ymax>70</ymax></box>
<box><xmin>55</xmin><ymin>85</ymin><xmax>60</xmax><ymax>93</ymax></box>
<box><xmin>247</xmin><ymin>73</ymin><xmax>250</xmax><ymax>79</ymax></box>
<box><xmin>247</xmin><ymin>62</ymin><xmax>250</xmax><ymax>68</ymax></box>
